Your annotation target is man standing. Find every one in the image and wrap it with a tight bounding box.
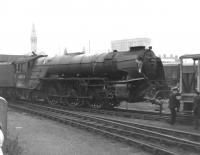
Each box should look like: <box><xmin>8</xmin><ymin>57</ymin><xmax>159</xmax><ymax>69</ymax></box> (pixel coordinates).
<box><xmin>193</xmin><ymin>91</ymin><xmax>200</xmax><ymax>130</ymax></box>
<box><xmin>168</xmin><ymin>88</ymin><xmax>180</xmax><ymax>125</ymax></box>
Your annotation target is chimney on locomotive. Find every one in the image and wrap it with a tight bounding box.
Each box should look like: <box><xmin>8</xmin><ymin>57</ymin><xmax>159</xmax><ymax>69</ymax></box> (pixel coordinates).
<box><xmin>129</xmin><ymin>46</ymin><xmax>145</xmax><ymax>52</ymax></box>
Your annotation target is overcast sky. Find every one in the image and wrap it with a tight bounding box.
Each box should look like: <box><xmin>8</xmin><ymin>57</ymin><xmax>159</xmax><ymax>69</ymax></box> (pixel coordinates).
<box><xmin>0</xmin><ymin>0</ymin><xmax>200</xmax><ymax>56</ymax></box>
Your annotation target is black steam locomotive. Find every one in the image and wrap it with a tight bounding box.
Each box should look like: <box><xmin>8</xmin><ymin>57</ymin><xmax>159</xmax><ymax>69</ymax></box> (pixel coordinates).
<box><xmin>0</xmin><ymin>46</ymin><xmax>166</xmax><ymax>108</ymax></box>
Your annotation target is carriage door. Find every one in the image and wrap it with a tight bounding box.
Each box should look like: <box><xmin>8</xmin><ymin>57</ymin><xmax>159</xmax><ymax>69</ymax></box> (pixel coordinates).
<box><xmin>16</xmin><ymin>62</ymin><xmax>28</xmax><ymax>88</ymax></box>
<box><xmin>181</xmin><ymin>64</ymin><xmax>196</xmax><ymax>93</ymax></box>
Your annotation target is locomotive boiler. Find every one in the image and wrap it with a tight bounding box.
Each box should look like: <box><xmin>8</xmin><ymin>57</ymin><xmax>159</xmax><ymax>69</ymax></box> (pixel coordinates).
<box><xmin>0</xmin><ymin>46</ymin><xmax>166</xmax><ymax>109</ymax></box>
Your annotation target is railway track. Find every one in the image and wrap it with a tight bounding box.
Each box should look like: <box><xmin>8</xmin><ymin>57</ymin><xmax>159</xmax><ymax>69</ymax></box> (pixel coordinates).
<box><xmin>87</xmin><ymin>107</ymin><xmax>192</xmax><ymax>124</ymax></box>
<box><xmin>19</xmin><ymin>100</ymin><xmax>192</xmax><ymax>124</ymax></box>
<box><xmin>9</xmin><ymin>102</ymin><xmax>200</xmax><ymax>155</ymax></box>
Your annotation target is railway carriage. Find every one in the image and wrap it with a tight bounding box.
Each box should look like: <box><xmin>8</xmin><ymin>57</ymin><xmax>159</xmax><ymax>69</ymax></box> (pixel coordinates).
<box><xmin>0</xmin><ymin>46</ymin><xmax>166</xmax><ymax>109</ymax></box>
<box><xmin>163</xmin><ymin>64</ymin><xmax>180</xmax><ymax>87</ymax></box>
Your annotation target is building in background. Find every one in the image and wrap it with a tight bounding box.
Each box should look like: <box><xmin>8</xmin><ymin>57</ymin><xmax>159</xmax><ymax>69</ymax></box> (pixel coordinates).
<box><xmin>159</xmin><ymin>54</ymin><xmax>180</xmax><ymax>65</ymax></box>
<box><xmin>31</xmin><ymin>23</ymin><xmax>37</xmax><ymax>53</ymax></box>
<box><xmin>111</xmin><ymin>38</ymin><xmax>151</xmax><ymax>52</ymax></box>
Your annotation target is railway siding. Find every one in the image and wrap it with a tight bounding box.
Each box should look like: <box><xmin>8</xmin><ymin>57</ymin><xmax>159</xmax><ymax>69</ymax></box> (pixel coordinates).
<box><xmin>9</xmin><ymin>102</ymin><xmax>200</xmax><ymax>155</ymax></box>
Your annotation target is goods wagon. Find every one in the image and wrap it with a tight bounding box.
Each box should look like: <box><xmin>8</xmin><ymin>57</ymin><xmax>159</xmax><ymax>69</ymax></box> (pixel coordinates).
<box><xmin>163</xmin><ymin>63</ymin><xmax>196</xmax><ymax>88</ymax></box>
<box><xmin>163</xmin><ymin>64</ymin><xmax>180</xmax><ymax>87</ymax></box>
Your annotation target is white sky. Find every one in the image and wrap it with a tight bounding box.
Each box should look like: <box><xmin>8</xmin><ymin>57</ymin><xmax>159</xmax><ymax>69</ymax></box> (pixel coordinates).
<box><xmin>0</xmin><ymin>0</ymin><xmax>200</xmax><ymax>56</ymax></box>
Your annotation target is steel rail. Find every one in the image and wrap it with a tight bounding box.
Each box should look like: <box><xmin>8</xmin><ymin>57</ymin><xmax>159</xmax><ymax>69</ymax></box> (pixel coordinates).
<box><xmin>16</xmin><ymin>99</ymin><xmax>193</xmax><ymax>124</ymax></box>
<box><xmin>25</xmin><ymin>103</ymin><xmax>200</xmax><ymax>151</ymax></box>
<box><xmin>9</xmin><ymin>103</ymin><xmax>200</xmax><ymax>155</ymax></box>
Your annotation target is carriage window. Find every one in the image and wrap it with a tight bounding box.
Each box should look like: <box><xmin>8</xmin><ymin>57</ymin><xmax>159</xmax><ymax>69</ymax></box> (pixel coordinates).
<box><xmin>16</xmin><ymin>63</ymin><xmax>28</xmax><ymax>73</ymax></box>
<box><xmin>16</xmin><ymin>64</ymin><xmax>21</xmax><ymax>72</ymax></box>
<box><xmin>28</xmin><ymin>61</ymin><xmax>34</xmax><ymax>68</ymax></box>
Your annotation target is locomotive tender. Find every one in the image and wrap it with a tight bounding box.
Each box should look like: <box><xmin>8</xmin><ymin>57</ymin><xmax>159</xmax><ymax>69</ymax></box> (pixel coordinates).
<box><xmin>0</xmin><ymin>46</ymin><xmax>165</xmax><ymax>108</ymax></box>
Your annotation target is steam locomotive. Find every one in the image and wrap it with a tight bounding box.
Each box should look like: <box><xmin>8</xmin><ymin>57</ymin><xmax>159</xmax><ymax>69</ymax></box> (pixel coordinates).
<box><xmin>0</xmin><ymin>46</ymin><xmax>166</xmax><ymax>108</ymax></box>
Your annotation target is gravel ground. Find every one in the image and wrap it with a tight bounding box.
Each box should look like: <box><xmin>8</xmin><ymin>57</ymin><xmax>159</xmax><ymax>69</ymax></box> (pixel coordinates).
<box><xmin>7</xmin><ymin>109</ymin><xmax>149</xmax><ymax>155</ymax></box>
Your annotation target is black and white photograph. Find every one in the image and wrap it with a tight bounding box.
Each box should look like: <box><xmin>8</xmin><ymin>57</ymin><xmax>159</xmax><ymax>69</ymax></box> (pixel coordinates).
<box><xmin>0</xmin><ymin>0</ymin><xmax>200</xmax><ymax>154</ymax></box>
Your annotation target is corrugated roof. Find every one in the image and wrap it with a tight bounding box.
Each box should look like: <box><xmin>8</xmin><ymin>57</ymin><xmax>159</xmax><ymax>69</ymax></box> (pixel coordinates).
<box><xmin>180</xmin><ymin>54</ymin><xmax>200</xmax><ymax>60</ymax></box>
<box><xmin>0</xmin><ymin>54</ymin><xmax>29</xmax><ymax>62</ymax></box>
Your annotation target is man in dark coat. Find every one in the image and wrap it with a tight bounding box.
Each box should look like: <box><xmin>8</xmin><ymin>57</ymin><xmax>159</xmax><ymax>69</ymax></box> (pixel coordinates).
<box><xmin>168</xmin><ymin>88</ymin><xmax>180</xmax><ymax>125</ymax></box>
<box><xmin>193</xmin><ymin>90</ymin><xmax>200</xmax><ymax>129</ymax></box>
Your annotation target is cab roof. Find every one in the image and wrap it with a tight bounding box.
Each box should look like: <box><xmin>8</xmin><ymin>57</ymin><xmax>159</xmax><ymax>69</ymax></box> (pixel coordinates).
<box><xmin>180</xmin><ymin>54</ymin><xmax>200</xmax><ymax>60</ymax></box>
<box><xmin>13</xmin><ymin>55</ymin><xmax>47</xmax><ymax>64</ymax></box>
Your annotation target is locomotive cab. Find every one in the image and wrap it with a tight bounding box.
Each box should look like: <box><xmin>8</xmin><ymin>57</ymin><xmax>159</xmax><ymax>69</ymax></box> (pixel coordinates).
<box><xmin>14</xmin><ymin>55</ymin><xmax>47</xmax><ymax>88</ymax></box>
